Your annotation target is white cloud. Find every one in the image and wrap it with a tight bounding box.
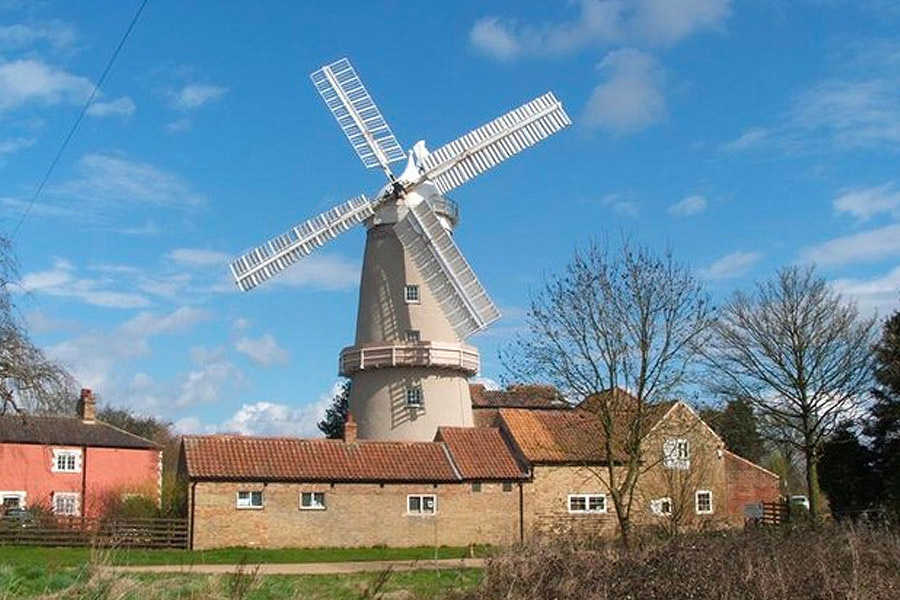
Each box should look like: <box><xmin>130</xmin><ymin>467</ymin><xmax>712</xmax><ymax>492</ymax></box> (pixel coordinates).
<box><xmin>270</xmin><ymin>254</ymin><xmax>360</xmax><ymax>291</ymax></box>
<box><xmin>165</xmin><ymin>118</ymin><xmax>192</xmax><ymax>133</ymax></box>
<box><xmin>0</xmin><ymin>21</ymin><xmax>77</xmax><ymax>51</ymax></box>
<box><xmin>236</xmin><ymin>333</ymin><xmax>289</xmax><ymax>367</ymax></box>
<box><xmin>86</xmin><ymin>96</ymin><xmax>135</xmax><ymax>118</ymax></box>
<box><xmin>802</xmin><ymin>224</ymin><xmax>900</xmax><ymax>266</ymax></box>
<box><xmin>168</xmin><ymin>83</ymin><xmax>227</xmax><ymax>111</ymax></box>
<box><xmin>0</xmin><ymin>136</ymin><xmax>35</xmax><ymax>156</ymax></box>
<box><xmin>469</xmin><ymin>0</ymin><xmax>730</xmax><ymax>60</ymax></box>
<box><xmin>582</xmin><ymin>48</ymin><xmax>665</xmax><ymax>134</ymax></box>
<box><xmin>54</xmin><ymin>153</ymin><xmax>204</xmax><ymax>210</ymax></box>
<box><xmin>232</xmin><ymin>317</ymin><xmax>251</xmax><ymax>331</ymax></box>
<box><xmin>119</xmin><ymin>306</ymin><xmax>211</xmax><ymax>337</ymax></box>
<box><xmin>833</xmin><ymin>183</ymin><xmax>900</xmax><ymax>221</ymax></box>
<box><xmin>831</xmin><ymin>265</ymin><xmax>900</xmax><ymax>316</ymax></box>
<box><xmin>222</xmin><ymin>381</ymin><xmax>342</xmax><ymax>437</ymax></box>
<box><xmin>668</xmin><ymin>195</ymin><xmax>708</xmax><ymax>216</ymax></box>
<box><xmin>472</xmin><ymin>376</ymin><xmax>501</xmax><ymax>391</ymax></box>
<box><xmin>19</xmin><ymin>258</ymin><xmax>151</xmax><ymax>308</ymax></box>
<box><xmin>600</xmin><ymin>192</ymin><xmax>639</xmax><ymax>217</ymax></box>
<box><xmin>700</xmin><ymin>251</ymin><xmax>762</xmax><ymax>280</ymax></box>
<box><xmin>720</xmin><ymin>127</ymin><xmax>769</xmax><ymax>152</ymax></box>
<box><xmin>0</xmin><ymin>58</ymin><xmax>92</xmax><ymax>113</ymax></box>
<box><xmin>167</xmin><ymin>248</ymin><xmax>230</xmax><ymax>267</ymax></box>
<box><xmin>176</xmin><ymin>347</ymin><xmax>242</xmax><ymax>408</ymax></box>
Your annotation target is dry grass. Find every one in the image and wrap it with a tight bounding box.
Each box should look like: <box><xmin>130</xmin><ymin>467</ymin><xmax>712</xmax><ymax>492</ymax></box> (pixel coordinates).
<box><xmin>466</xmin><ymin>525</ymin><xmax>900</xmax><ymax>600</ymax></box>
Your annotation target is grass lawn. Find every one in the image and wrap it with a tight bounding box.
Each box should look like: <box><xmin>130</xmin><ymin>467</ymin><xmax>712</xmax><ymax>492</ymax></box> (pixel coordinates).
<box><xmin>0</xmin><ymin>564</ymin><xmax>483</xmax><ymax>599</ymax></box>
<box><xmin>0</xmin><ymin>544</ymin><xmax>483</xmax><ymax>568</ymax></box>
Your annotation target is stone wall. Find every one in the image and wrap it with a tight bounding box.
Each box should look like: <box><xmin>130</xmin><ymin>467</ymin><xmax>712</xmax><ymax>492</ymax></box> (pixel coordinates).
<box><xmin>190</xmin><ymin>480</ymin><xmax>521</xmax><ymax>550</ymax></box>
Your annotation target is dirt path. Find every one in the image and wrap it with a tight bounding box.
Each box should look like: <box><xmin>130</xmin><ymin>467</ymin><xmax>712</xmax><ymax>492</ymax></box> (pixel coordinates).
<box><xmin>104</xmin><ymin>557</ymin><xmax>485</xmax><ymax>575</ymax></box>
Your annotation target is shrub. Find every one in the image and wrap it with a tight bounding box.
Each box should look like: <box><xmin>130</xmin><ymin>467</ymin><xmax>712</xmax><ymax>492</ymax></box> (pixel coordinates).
<box><xmin>466</xmin><ymin>524</ymin><xmax>900</xmax><ymax>600</ymax></box>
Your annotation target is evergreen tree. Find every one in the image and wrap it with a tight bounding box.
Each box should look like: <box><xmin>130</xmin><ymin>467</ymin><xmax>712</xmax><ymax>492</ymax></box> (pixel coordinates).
<box><xmin>317</xmin><ymin>381</ymin><xmax>350</xmax><ymax>439</ymax></box>
<box><xmin>819</xmin><ymin>422</ymin><xmax>878</xmax><ymax>518</ymax></box>
<box><xmin>868</xmin><ymin>305</ymin><xmax>900</xmax><ymax>517</ymax></box>
<box><xmin>714</xmin><ymin>398</ymin><xmax>765</xmax><ymax>463</ymax></box>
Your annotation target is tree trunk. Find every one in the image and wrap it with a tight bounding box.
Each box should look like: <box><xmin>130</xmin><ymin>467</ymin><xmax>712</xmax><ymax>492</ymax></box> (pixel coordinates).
<box><xmin>806</xmin><ymin>449</ymin><xmax>823</xmax><ymax>521</ymax></box>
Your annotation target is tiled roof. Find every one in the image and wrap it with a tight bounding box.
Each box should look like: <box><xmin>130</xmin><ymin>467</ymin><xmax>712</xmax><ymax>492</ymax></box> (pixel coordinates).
<box><xmin>437</xmin><ymin>427</ymin><xmax>528</xmax><ymax>480</ymax></box>
<box><xmin>0</xmin><ymin>415</ymin><xmax>159</xmax><ymax>450</ymax></box>
<box><xmin>498</xmin><ymin>399</ymin><xmax>675</xmax><ymax>464</ymax></box>
<box><xmin>183</xmin><ymin>436</ymin><xmax>461</xmax><ymax>482</ymax></box>
<box><xmin>470</xmin><ymin>384</ymin><xmax>568</xmax><ymax>409</ymax></box>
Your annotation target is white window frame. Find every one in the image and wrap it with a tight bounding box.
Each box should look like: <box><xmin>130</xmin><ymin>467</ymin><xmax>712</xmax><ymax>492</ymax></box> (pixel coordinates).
<box><xmin>404</xmin><ymin>329</ymin><xmax>421</xmax><ymax>343</ymax></box>
<box><xmin>650</xmin><ymin>497</ymin><xmax>673</xmax><ymax>516</ymax></box>
<box><xmin>51</xmin><ymin>448</ymin><xmax>82</xmax><ymax>473</ymax></box>
<box><xmin>404</xmin><ymin>284</ymin><xmax>420</xmax><ymax>304</ymax></box>
<box><xmin>300</xmin><ymin>491</ymin><xmax>326</xmax><ymax>510</ymax></box>
<box><xmin>406</xmin><ymin>387</ymin><xmax>423</xmax><ymax>408</ymax></box>
<box><xmin>236</xmin><ymin>490</ymin><xmax>264</xmax><ymax>510</ymax></box>
<box><xmin>52</xmin><ymin>492</ymin><xmax>80</xmax><ymax>516</ymax></box>
<box><xmin>695</xmin><ymin>490</ymin><xmax>713</xmax><ymax>515</ymax></box>
<box><xmin>407</xmin><ymin>494</ymin><xmax>437</xmax><ymax>516</ymax></box>
<box><xmin>0</xmin><ymin>491</ymin><xmax>27</xmax><ymax>510</ymax></box>
<box><xmin>567</xmin><ymin>494</ymin><xmax>607</xmax><ymax>514</ymax></box>
<box><xmin>663</xmin><ymin>438</ymin><xmax>690</xmax><ymax>470</ymax></box>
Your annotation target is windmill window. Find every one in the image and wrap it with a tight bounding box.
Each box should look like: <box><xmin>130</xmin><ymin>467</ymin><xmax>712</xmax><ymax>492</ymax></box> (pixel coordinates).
<box><xmin>236</xmin><ymin>490</ymin><xmax>264</xmax><ymax>509</ymax></box>
<box><xmin>404</xmin><ymin>285</ymin><xmax>420</xmax><ymax>303</ymax></box>
<box><xmin>52</xmin><ymin>492</ymin><xmax>80</xmax><ymax>516</ymax></box>
<box><xmin>696</xmin><ymin>490</ymin><xmax>713</xmax><ymax>514</ymax></box>
<box><xmin>407</xmin><ymin>494</ymin><xmax>436</xmax><ymax>515</ymax></box>
<box><xmin>405</xmin><ymin>330</ymin><xmax>421</xmax><ymax>343</ymax></box>
<box><xmin>406</xmin><ymin>387</ymin><xmax>423</xmax><ymax>407</ymax></box>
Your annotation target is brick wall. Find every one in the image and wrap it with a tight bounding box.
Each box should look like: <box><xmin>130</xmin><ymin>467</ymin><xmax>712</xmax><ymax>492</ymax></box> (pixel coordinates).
<box><xmin>190</xmin><ymin>480</ymin><xmax>521</xmax><ymax>550</ymax></box>
<box><xmin>724</xmin><ymin>451</ymin><xmax>781</xmax><ymax>526</ymax></box>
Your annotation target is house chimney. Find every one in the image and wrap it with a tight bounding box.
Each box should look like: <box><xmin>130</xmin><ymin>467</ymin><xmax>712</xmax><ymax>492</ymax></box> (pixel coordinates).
<box><xmin>343</xmin><ymin>413</ymin><xmax>357</xmax><ymax>444</ymax></box>
<box><xmin>78</xmin><ymin>388</ymin><xmax>96</xmax><ymax>424</ymax></box>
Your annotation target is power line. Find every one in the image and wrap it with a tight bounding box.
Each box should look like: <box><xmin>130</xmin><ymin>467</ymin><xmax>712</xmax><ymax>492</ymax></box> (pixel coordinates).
<box><xmin>9</xmin><ymin>0</ymin><xmax>151</xmax><ymax>238</ymax></box>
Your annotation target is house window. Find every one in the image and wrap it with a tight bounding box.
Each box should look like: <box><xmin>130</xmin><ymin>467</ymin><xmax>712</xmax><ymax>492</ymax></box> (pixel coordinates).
<box><xmin>404</xmin><ymin>285</ymin><xmax>420</xmax><ymax>303</ymax></box>
<box><xmin>0</xmin><ymin>492</ymin><xmax>26</xmax><ymax>510</ymax></box>
<box><xmin>300</xmin><ymin>492</ymin><xmax>326</xmax><ymax>510</ymax></box>
<box><xmin>405</xmin><ymin>330</ymin><xmax>421</xmax><ymax>343</ymax></box>
<box><xmin>52</xmin><ymin>492</ymin><xmax>80</xmax><ymax>516</ymax></box>
<box><xmin>650</xmin><ymin>497</ymin><xmax>673</xmax><ymax>516</ymax></box>
<box><xmin>51</xmin><ymin>449</ymin><xmax>82</xmax><ymax>473</ymax></box>
<box><xmin>407</xmin><ymin>494</ymin><xmax>436</xmax><ymax>516</ymax></box>
<box><xmin>696</xmin><ymin>490</ymin><xmax>713</xmax><ymax>515</ymax></box>
<box><xmin>471</xmin><ymin>482</ymin><xmax>482</xmax><ymax>493</ymax></box>
<box><xmin>502</xmin><ymin>482</ymin><xmax>514</xmax><ymax>492</ymax></box>
<box><xmin>236</xmin><ymin>490</ymin><xmax>263</xmax><ymax>509</ymax></box>
<box><xmin>663</xmin><ymin>438</ymin><xmax>690</xmax><ymax>470</ymax></box>
<box><xmin>568</xmin><ymin>494</ymin><xmax>606</xmax><ymax>514</ymax></box>
<box><xmin>406</xmin><ymin>387</ymin><xmax>423</xmax><ymax>407</ymax></box>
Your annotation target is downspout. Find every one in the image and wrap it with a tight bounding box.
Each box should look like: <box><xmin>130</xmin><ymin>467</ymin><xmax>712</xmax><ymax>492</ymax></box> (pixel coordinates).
<box><xmin>81</xmin><ymin>445</ymin><xmax>88</xmax><ymax>522</ymax></box>
<box><xmin>189</xmin><ymin>481</ymin><xmax>197</xmax><ymax>550</ymax></box>
<box><xmin>518</xmin><ymin>482</ymin><xmax>524</xmax><ymax>543</ymax></box>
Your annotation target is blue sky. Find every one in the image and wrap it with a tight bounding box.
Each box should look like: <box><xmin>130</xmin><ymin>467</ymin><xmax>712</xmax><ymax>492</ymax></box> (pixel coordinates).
<box><xmin>2</xmin><ymin>1</ymin><xmax>900</xmax><ymax>435</ymax></box>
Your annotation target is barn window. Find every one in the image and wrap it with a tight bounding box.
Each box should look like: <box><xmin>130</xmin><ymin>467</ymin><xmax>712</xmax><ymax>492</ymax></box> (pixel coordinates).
<box><xmin>236</xmin><ymin>490</ymin><xmax>263</xmax><ymax>509</ymax></box>
<box><xmin>651</xmin><ymin>497</ymin><xmax>673</xmax><ymax>516</ymax></box>
<box><xmin>471</xmin><ymin>482</ymin><xmax>482</xmax><ymax>492</ymax></box>
<box><xmin>568</xmin><ymin>494</ymin><xmax>606</xmax><ymax>514</ymax></box>
<box><xmin>52</xmin><ymin>492</ymin><xmax>80</xmax><ymax>516</ymax></box>
<box><xmin>407</xmin><ymin>494</ymin><xmax>436</xmax><ymax>515</ymax></box>
<box><xmin>51</xmin><ymin>449</ymin><xmax>82</xmax><ymax>473</ymax></box>
<box><xmin>300</xmin><ymin>492</ymin><xmax>326</xmax><ymax>510</ymax></box>
<box><xmin>663</xmin><ymin>438</ymin><xmax>690</xmax><ymax>470</ymax></box>
<box><xmin>404</xmin><ymin>285</ymin><xmax>420</xmax><ymax>303</ymax></box>
<box><xmin>695</xmin><ymin>490</ymin><xmax>713</xmax><ymax>514</ymax></box>
<box><xmin>502</xmin><ymin>482</ymin><xmax>514</xmax><ymax>492</ymax></box>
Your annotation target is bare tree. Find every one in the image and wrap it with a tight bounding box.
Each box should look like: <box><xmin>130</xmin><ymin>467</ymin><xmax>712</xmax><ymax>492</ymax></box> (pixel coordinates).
<box><xmin>0</xmin><ymin>235</ymin><xmax>75</xmax><ymax>415</ymax></box>
<box><xmin>504</xmin><ymin>240</ymin><xmax>713</xmax><ymax>546</ymax></box>
<box><xmin>703</xmin><ymin>265</ymin><xmax>876</xmax><ymax>519</ymax></box>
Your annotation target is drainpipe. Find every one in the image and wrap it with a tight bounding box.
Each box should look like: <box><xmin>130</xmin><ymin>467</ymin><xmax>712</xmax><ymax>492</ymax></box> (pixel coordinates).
<box><xmin>189</xmin><ymin>481</ymin><xmax>197</xmax><ymax>550</ymax></box>
<box><xmin>81</xmin><ymin>445</ymin><xmax>88</xmax><ymax>522</ymax></box>
<box><xmin>518</xmin><ymin>482</ymin><xmax>524</xmax><ymax>543</ymax></box>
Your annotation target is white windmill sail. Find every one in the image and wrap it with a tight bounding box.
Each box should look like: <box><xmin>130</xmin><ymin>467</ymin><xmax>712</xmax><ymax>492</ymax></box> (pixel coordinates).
<box><xmin>310</xmin><ymin>58</ymin><xmax>406</xmax><ymax>175</ymax></box>
<box><xmin>394</xmin><ymin>199</ymin><xmax>500</xmax><ymax>339</ymax></box>
<box><xmin>419</xmin><ymin>92</ymin><xmax>571</xmax><ymax>195</ymax></box>
<box><xmin>231</xmin><ymin>195</ymin><xmax>374</xmax><ymax>292</ymax></box>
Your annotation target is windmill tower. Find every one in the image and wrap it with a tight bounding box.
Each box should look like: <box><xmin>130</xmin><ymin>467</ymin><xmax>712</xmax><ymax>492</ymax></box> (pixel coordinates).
<box><xmin>231</xmin><ymin>58</ymin><xmax>570</xmax><ymax>441</ymax></box>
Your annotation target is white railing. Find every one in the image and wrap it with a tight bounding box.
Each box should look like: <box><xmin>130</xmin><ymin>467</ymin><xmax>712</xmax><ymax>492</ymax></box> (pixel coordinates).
<box><xmin>339</xmin><ymin>342</ymin><xmax>479</xmax><ymax>376</ymax></box>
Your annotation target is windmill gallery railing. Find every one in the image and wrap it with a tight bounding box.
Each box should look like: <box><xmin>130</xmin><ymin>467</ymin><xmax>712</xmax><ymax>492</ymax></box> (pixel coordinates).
<box><xmin>339</xmin><ymin>342</ymin><xmax>480</xmax><ymax>376</ymax></box>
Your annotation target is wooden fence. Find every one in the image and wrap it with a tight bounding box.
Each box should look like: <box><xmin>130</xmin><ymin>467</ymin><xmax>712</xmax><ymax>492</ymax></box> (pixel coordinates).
<box><xmin>0</xmin><ymin>515</ymin><xmax>188</xmax><ymax>549</ymax></box>
<box><xmin>745</xmin><ymin>501</ymin><xmax>789</xmax><ymax>526</ymax></box>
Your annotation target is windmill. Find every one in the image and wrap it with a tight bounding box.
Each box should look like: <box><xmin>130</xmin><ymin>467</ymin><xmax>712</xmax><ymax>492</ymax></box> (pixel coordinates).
<box><xmin>231</xmin><ymin>58</ymin><xmax>570</xmax><ymax>441</ymax></box>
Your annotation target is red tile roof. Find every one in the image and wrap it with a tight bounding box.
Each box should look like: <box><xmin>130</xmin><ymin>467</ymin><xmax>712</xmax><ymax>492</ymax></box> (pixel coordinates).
<box><xmin>470</xmin><ymin>384</ymin><xmax>567</xmax><ymax>409</ymax></box>
<box><xmin>182</xmin><ymin>431</ymin><xmax>526</xmax><ymax>483</ymax></box>
<box><xmin>437</xmin><ymin>427</ymin><xmax>527</xmax><ymax>480</ymax></box>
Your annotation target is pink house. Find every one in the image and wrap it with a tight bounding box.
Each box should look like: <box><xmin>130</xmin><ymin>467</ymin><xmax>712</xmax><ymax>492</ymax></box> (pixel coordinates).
<box><xmin>0</xmin><ymin>389</ymin><xmax>161</xmax><ymax>518</ymax></box>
